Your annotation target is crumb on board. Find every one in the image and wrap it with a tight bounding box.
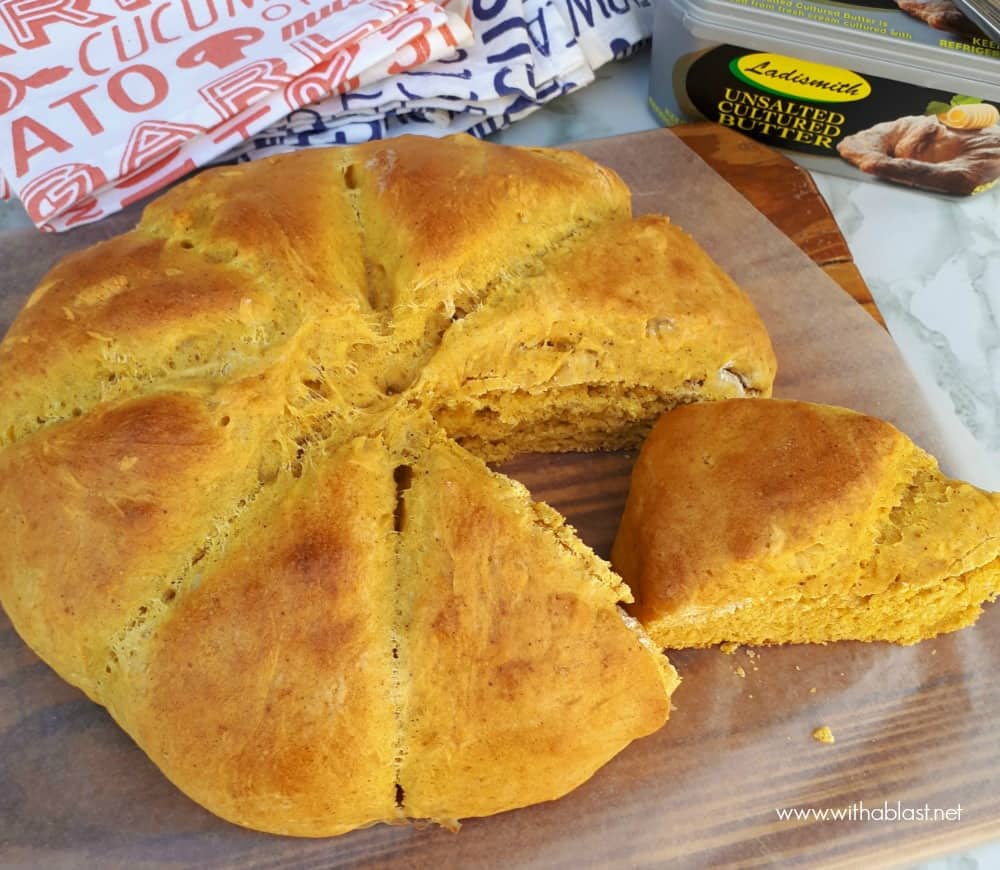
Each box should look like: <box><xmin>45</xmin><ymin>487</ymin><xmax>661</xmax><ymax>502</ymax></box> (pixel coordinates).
<box><xmin>812</xmin><ymin>726</ymin><xmax>835</xmax><ymax>744</ymax></box>
<box><xmin>746</xmin><ymin>649</ymin><xmax>757</xmax><ymax>660</ymax></box>
<box><xmin>795</xmin><ymin>665</ymin><xmax>801</xmax><ymax>671</ymax></box>
<box><xmin>734</xmin><ymin>665</ymin><xmax>746</xmax><ymax>678</ymax></box>
<box><xmin>931</xmin><ymin>649</ymin><xmax>937</xmax><ymax>656</ymax></box>
<box><xmin>809</xmin><ymin>687</ymin><xmax>817</xmax><ymax>694</ymax></box>
<box><xmin>721</xmin><ymin>642</ymin><xmax>740</xmax><ymax>655</ymax></box>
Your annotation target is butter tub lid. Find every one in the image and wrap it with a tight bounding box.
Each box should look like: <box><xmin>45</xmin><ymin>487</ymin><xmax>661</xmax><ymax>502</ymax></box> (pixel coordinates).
<box><xmin>665</xmin><ymin>0</ymin><xmax>1000</xmax><ymax>98</ymax></box>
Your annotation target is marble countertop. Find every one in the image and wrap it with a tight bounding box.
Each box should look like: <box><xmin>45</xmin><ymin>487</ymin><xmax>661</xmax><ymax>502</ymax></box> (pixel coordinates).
<box><xmin>0</xmin><ymin>45</ymin><xmax>997</xmax><ymax>869</ymax></box>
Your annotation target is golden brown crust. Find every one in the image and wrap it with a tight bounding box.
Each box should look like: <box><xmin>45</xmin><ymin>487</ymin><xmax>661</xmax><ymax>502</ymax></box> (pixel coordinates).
<box><xmin>106</xmin><ymin>436</ymin><xmax>399</xmax><ymax>837</ymax></box>
<box><xmin>0</xmin><ymin>134</ymin><xmax>764</xmax><ymax>836</ymax></box>
<box><xmin>613</xmin><ymin>399</ymin><xmax>1000</xmax><ymax>647</ymax></box>
<box><xmin>397</xmin><ymin>431</ymin><xmax>676</xmax><ymax>823</ymax></box>
<box><xmin>0</xmin><ymin>233</ymin><xmax>294</xmax><ymax>444</ymax></box>
<box><xmin>416</xmin><ymin>216</ymin><xmax>776</xmax><ymax>458</ymax></box>
<box><xmin>140</xmin><ymin>149</ymin><xmax>368</xmax><ymax>306</ymax></box>
<box><xmin>347</xmin><ymin>135</ymin><xmax>636</xmax><ymax>393</ymax></box>
<box><xmin>348</xmin><ymin>135</ymin><xmax>631</xmax><ymax>304</ymax></box>
<box><xmin>0</xmin><ymin>376</ymin><xmax>289</xmax><ymax>697</ymax></box>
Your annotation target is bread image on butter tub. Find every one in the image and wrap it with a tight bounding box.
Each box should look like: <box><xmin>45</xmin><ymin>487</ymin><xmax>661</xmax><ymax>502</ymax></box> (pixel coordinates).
<box><xmin>892</xmin><ymin>0</ymin><xmax>978</xmax><ymax>34</ymax></box>
<box><xmin>0</xmin><ymin>134</ymin><xmax>782</xmax><ymax>836</ymax></box>
<box><xmin>612</xmin><ymin>399</ymin><xmax>1000</xmax><ymax>649</ymax></box>
<box><xmin>838</xmin><ymin>113</ymin><xmax>1000</xmax><ymax>196</ymax></box>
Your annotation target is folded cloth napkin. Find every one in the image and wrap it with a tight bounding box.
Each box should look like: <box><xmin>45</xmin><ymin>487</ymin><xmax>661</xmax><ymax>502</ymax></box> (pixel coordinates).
<box><xmin>225</xmin><ymin>0</ymin><xmax>652</xmax><ymax>156</ymax></box>
<box><xmin>1</xmin><ymin>0</ymin><xmax>650</xmax><ymax>229</ymax></box>
<box><xmin>0</xmin><ymin>0</ymin><xmax>471</xmax><ymax>230</ymax></box>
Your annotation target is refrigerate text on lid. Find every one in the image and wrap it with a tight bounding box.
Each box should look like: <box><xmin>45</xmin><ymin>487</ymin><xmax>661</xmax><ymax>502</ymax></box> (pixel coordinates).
<box><xmin>731</xmin><ymin>53</ymin><xmax>872</xmax><ymax>103</ymax></box>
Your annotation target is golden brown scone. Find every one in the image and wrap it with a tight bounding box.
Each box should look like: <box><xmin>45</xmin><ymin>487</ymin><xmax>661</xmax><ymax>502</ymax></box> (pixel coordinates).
<box><xmin>613</xmin><ymin>399</ymin><xmax>1000</xmax><ymax>648</ymax></box>
<box><xmin>396</xmin><ymin>424</ymin><xmax>677</xmax><ymax>825</ymax></box>
<box><xmin>0</xmin><ymin>162</ymin><xmax>386</xmax><ymax>449</ymax></box>
<box><xmin>0</xmin><ymin>134</ymin><xmax>764</xmax><ymax>837</ymax></box>
<box><xmin>346</xmin><ymin>135</ymin><xmax>633</xmax><ymax>390</ymax></box>
<box><xmin>415</xmin><ymin>215</ymin><xmax>776</xmax><ymax>461</ymax></box>
<box><xmin>347</xmin><ymin>134</ymin><xmax>630</xmax><ymax>315</ymax></box>
<box><xmin>140</xmin><ymin>148</ymin><xmax>369</xmax><ymax>306</ymax></box>
<box><xmin>0</xmin><ymin>233</ymin><xmax>298</xmax><ymax>447</ymax></box>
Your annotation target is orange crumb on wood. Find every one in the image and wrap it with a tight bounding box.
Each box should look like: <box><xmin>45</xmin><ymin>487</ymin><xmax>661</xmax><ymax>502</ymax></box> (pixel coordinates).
<box><xmin>812</xmin><ymin>726</ymin><xmax>835</xmax><ymax>744</ymax></box>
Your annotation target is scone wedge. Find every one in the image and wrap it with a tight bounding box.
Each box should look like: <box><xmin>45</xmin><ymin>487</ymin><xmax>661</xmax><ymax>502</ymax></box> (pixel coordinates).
<box><xmin>613</xmin><ymin>399</ymin><xmax>1000</xmax><ymax>647</ymax></box>
<box><xmin>101</xmin><ymin>433</ymin><xmax>401</xmax><ymax>837</ymax></box>
<box><xmin>394</xmin><ymin>421</ymin><xmax>678</xmax><ymax>827</ymax></box>
<box><xmin>416</xmin><ymin>215</ymin><xmax>776</xmax><ymax>462</ymax></box>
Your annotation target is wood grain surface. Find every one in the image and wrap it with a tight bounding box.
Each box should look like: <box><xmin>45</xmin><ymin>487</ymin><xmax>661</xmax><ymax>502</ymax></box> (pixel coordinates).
<box><xmin>671</xmin><ymin>123</ymin><xmax>884</xmax><ymax>327</ymax></box>
<box><xmin>1</xmin><ymin>127</ymin><xmax>995</xmax><ymax>870</ymax></box>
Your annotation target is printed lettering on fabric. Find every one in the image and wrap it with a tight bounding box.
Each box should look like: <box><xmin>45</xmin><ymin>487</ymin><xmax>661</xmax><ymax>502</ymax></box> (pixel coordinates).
<box><xmin>226</xmin><ymin>0</ymin><xmax>642</xmax><ymax>159</ymax></box>
<box><xmin>1</xmin><ymin>0</ymin><xmax>472</xmax><ymax>229</ymax></box>
<box><xmin>0</xmin><ymin>0</ymin><xmax>646</xmax><ymax>228</ymax></box>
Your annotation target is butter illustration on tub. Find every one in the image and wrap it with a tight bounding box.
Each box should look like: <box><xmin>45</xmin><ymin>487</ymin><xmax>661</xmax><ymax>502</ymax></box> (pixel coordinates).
<box><xmin>941</xmin><ymin>102</ymin><xmax>1000</xmax><ymax>129</ymax></box>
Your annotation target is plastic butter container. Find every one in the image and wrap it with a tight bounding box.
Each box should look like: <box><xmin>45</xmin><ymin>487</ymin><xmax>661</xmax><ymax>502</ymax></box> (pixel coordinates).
<box><xmin>649</xmin><ymin>0</ymin><xmax>1000</xmax><ymax>195</ymax></box>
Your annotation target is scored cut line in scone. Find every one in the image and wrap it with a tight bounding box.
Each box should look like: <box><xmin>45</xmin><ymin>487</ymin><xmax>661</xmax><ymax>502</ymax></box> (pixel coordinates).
<box><xmin>103</xmin><ymin>431</ymin><xmax>401</xmax><ymax>838</ymax></box>
<box><xmin>0</xmin><ymin>135</ymin><xmax>775</xmax><ymax>837</ymax></box>
<box><xmin>344</xmin><ymin>135</ymin><xmax>635</xmax><ymax>395</ymax></box>
<box><xmin>0</xmin><ymin>371</ymin><xmax>295</xmax><ymax>699</ymax></box>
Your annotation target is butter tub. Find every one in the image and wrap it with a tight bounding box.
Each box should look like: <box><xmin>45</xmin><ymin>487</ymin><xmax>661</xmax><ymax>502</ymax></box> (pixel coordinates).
<box><xmin>649</xmin><ymin>0</ymin><xmax>1000</xmax><ymax>195</ymax></box>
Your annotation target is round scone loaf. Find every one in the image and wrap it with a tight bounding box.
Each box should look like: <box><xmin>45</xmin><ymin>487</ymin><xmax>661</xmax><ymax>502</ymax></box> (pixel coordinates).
<box><xmin>0</xmin><ymin>135</ymin><xmax>776</xmax><ymax>836</ymax></box>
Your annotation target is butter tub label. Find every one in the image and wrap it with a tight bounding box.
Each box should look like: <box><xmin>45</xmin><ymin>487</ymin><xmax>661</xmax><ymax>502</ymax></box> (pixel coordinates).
<box><xmin>681</xmin><ymin>45</ymin><xmax>989</xmax><ymax>156</ymax></box>
<box><xmin>688</xmin><ymin>47</ymin><xmax>911</xmax><ymax>154</ymax></box>
<box><xmin>650</xmin><ymin>42</ymin><xmax>1000</xmax><ymax>195</ymax></box>
<box><xmin>729</xmin><ymin>53</ymin><xmax>872</xmax><ymax>103</ymax></box>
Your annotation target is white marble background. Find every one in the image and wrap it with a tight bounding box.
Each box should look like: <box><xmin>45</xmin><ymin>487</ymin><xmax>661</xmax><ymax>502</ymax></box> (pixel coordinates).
<box><xmin>815</xmin><ymin>175</ymin><xmax>1000</xmax><ymax>491</ymax></box>
<box><xmin>0</xmin><ymin>44</ymin><xmax>997</xmax><ymax>869</ymax></box>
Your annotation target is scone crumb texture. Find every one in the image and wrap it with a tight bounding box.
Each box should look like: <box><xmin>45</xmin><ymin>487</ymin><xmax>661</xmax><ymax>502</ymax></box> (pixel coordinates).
<box><xmin>812</xmin><ymin>726</ymin><xmax>836</xmax><ymax>744</ymax></box>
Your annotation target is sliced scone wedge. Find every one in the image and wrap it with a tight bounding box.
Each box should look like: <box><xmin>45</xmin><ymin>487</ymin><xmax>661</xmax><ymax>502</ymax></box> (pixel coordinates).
<box><xmin>612</xmin><ymin>399</ymin><xmax>1000</xmax><ymax>648</ymax></box>
<box><xmin>394</xmin><ymin>421</ymin><xmax>678</xmax><ymax>827</ymax></box>
<box><xmin>0</xmin><ymin>369</ymin><xmax>298</xmax><ymax>700</ymax></box>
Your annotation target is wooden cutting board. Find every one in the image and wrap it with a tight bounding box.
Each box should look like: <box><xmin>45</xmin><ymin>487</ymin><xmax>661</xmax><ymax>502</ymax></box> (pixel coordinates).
<box><xmin>1</xmin><ymin>127</ymin><xmax>995</xmax><ymax>870</ymax></box>
<box><xmin>670</xmin><ymin>123</ymin><xmax>884</xmax><ymax>327</ymax></box>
